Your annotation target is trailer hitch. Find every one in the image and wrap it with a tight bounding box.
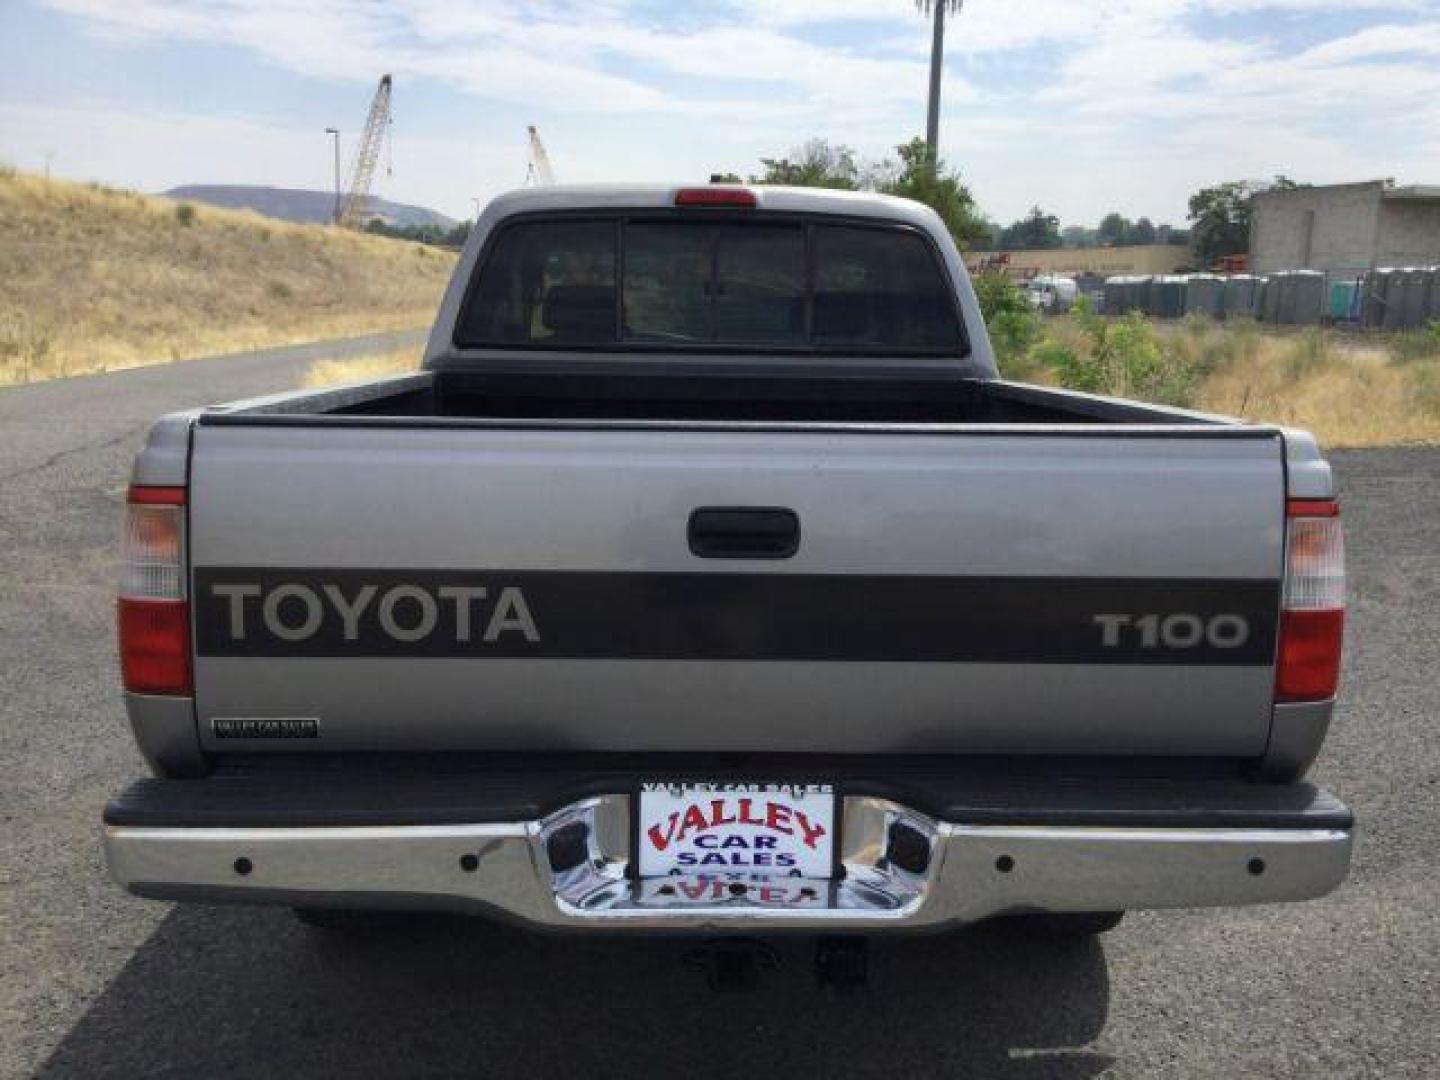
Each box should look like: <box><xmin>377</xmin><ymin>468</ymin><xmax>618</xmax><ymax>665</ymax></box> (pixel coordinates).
<box><xmin>683</xmin><ymin>938</ymin><xmax>781</xmax><ymax>992</ymax></box>
<box><xmin>682</xmin><ymin>937</ymin><xmax>870</xmax><ymax>992</ymax></box>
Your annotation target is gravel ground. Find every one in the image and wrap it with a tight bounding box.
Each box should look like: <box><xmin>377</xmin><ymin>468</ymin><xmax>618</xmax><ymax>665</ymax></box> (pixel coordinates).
<box><xmin>1</xmin><ymin>350</ymin><xmax>1435</xmax><ymax>1078</ymax></box>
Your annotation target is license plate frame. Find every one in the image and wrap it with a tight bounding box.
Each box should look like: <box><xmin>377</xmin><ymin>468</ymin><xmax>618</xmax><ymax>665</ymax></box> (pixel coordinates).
<box><xmin>634</xmin><ymin>781</ymin><xmax>838</xmax><ymax>880</ymax></box>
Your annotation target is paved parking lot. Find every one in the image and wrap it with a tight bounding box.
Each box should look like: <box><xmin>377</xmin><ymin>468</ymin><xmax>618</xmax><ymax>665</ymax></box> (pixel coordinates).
<box><xmin>2</xmin><ymin>352</ymin><xmax>1436</xmax><ymax>1077</ymax></box>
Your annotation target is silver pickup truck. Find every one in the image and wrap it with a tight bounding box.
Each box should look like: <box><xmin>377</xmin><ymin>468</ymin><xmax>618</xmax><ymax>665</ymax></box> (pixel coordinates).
<box><xmin>104</xmin><ymin>185</ymin><xmax>1351</xmax><ymax>962</ymax></box>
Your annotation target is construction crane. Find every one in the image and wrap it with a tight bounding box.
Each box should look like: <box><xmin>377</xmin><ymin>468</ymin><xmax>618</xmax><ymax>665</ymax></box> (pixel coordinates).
<box><xmin>336</xmin><ymin>74</ymin><xmax>392</xmax><ymax>228</ymax></box>
<box><xmin>525</xmin><ymin>125</ymin><xmax>555</xmax><ymax>186</ymax></box>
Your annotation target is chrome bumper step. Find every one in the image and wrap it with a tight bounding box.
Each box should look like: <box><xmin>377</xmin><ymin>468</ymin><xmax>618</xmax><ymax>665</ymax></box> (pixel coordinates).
<box><xmin>105</xmin><ymin>794</ymin><xmax>1352</xmax><ymax>931</ymax></box>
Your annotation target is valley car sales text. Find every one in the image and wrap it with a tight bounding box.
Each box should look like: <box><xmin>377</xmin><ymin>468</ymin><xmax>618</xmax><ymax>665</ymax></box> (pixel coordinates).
<box><xmin>645</xmin><ymin>790</ymin><xmax>828</xmax><ymax>869</ymax></box>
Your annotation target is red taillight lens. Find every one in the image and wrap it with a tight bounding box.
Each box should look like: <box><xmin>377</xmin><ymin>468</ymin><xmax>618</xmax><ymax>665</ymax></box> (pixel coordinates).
<box><xmin>1275</xmin><ymin>498</ymin><xmax>1344</xmax><ymax>703</ymax></box>
<box><xmin>119</xmin><ymin>598</ymin><xmax>192</xmax><ymax>694</ymax></box>
<box><xmin>119</xmin><ymin>485</ymin><xmax>191</xmax><ymax>696</ymax></box>
<box><xmin>674</xmin><ymin>187</ymin><xmax>757</xmax><ymax>208</ymax></box>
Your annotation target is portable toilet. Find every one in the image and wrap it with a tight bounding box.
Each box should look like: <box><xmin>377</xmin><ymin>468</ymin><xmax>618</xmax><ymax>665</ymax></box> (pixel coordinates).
<box><xmin>1150</xmin><ymin>275</ymin><xmax>1187</xmax><ymax>318</ymax></box>
<box><xmin>1186</xmin><ymin>274</ymin><xmax>1226</xmax><ymax>318</ymax></box>
<box><xmin>1423</xmin><ymin>268</ymin><xmax>1440</xmax><ymax>325</ymax></box>
<box><xmin>1259</xmin><ymin>276</ymin><xmax>1282</xmax><ymax>323</ymax></box>
<box><xmin>1129</xmin><ymin>275</ymin><xmax>1155</xmax><ymax>315</ymax></box>
<box><xmin>1328</xmin><ymin>278</ymin><xmax>1360</xmax><ymax>324</ymax></box>
<box><xmin>1224</xmin><ymin>275</ymin><xmax>1261</xmax><ymax>318</ymax></box>
<box><xmin>1394</xmin><ymin>268</ymin><xmax>1435</xmax><ymax>330</ymax></box>
<box><xmin>1273</xmin><ymin>272</ymin><xmax>1296</xmax><ymax>324</ymax></box>
<box><xmin>1103</xmin><ymin>276</ymin><xmax>1129</xmax><ymax>314</ymax></box>
<box><xmin>1381</xmin><ymin>268</ymin><xmax>1414</xmax><ymax>331</ymax></box>
<box><xmin>1107</xmin><ymin>275</ymin><xmax>1152</xmax><ymax>315</ymax></box>
<box><xmin>1286</xmin><ymin>271</ymin><xmax>1326</xmax><ymax>325</ymax></box>
<box><xmin>1361</xmin><ymin>268</ymin><xmax>1394</xmax><ymax>329</ymax></box>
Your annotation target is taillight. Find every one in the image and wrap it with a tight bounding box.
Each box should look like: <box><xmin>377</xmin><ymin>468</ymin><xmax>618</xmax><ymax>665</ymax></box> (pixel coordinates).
<box><xmin>118</xmin><ymin>485</ymin><xmax>191</xmax><ymax>695</ymax></box>
<box><xmin>1275</xmin><ymin>498</ymin><xmax>1344</xmax><ymax>702</ymax></box>
<box><xmin>674</xmin><ymin>187</ymin><xmax>757</xmax><ymax>208</ymax></box>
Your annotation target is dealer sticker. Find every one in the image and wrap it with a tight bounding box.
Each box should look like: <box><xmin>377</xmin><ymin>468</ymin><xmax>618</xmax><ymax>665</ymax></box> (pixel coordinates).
<box><xmin>637</xmin><ymin>781</ymin><xmax>835</xmax><ymax>879</ymax></box>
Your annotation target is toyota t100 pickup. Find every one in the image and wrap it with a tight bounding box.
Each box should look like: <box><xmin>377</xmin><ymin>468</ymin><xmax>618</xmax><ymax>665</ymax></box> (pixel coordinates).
<box><xmin>104</xmin><ymin>185</ymin><xmax>1352</xmax><ymax>953</ymax></box>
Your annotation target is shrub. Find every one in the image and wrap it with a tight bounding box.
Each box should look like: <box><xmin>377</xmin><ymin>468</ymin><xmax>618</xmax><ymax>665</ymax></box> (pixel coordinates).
<box><xmin>1410</xmin><ymin>358</ymin><xmax>1440</xmax><ymax>416</ymax></box>
<box><xmin>0</xmin><ymin>314</ymin><xmax>57</xmax><ymax>382</ymax></box>
<box><xmin>1064</xmin><ymin>308</ymin><xmax>1200</xmax><ymax>406</ymax></box>
<box><xmin>1011</xmin><ymin>338</ymin><xmax>1074</xmax><ymax>382</ymax></box>
<box><xmin>992</xmin><ymin>340</ymin><xmax>1047</xmax><ymax>382</ymax></box>
<box><xmin>1282</xmin><ymin>328</ymin><xmax>1334</xmax><ymax>381</ymax></box>
<box><xmin>174</xmin><ymin>202</ymin><xmax>197</xmax><ymax>227</ymax></box>
<box><xmin>989</xmin><ymin>310</ymin><xmax>1042</xmax><ymax>366</ymax></box>
<box><xmin>973</xmin><ymin>272</ymin><xmax>1040</xmax><ymax>365</ymax></box>
<box><xmin>1389</xmin><ymin>320</ymin><xmax>1440</xmax><ymax>365</ymax></box>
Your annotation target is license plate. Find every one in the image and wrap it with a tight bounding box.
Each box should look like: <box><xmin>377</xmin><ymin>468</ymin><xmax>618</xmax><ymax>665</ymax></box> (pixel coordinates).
<box><xmin>637</xmin><ymin>875</ymin><xmax>827</xmax><ymax>907</ymax></box>
<box><xmin>636</xmin><ymin>781</ymin><xmax>836</xmax><ymax>879</ymax></box>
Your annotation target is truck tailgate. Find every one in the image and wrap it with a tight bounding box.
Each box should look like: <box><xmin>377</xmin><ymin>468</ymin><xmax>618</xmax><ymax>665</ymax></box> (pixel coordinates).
<box><xmin>187</xmin><ymin>423</ymin><xmax>1285</xmax><ymax>756</ymax></box>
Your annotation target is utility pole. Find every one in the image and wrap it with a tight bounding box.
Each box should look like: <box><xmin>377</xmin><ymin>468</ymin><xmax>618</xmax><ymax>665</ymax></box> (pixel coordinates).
<box><xmin>324</xmin><ymin>128</ymin><xmax>341</xmax><ymax>225</ymax></box>
<box><xmin>917</xmin><ymin>1</ymin><xmax>963</xmax><ymax>163</ymax></box>
<box><xmin>925</xmin><ymin>3</ymin><xmax>946</xmax><ymax>160</ymax></box>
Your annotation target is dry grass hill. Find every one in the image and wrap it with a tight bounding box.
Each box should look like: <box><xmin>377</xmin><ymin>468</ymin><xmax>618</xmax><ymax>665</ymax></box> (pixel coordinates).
<box><xmin>0</xmin><ymin>168</ymin><xmax>455</xmax><ymax>385</ymax></box>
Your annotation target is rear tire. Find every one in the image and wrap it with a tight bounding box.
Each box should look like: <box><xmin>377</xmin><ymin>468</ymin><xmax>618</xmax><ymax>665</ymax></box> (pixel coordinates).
<box><xmin>998</xmin><ymin>911</ymin><xmax>1124</xmax><ymax>938</ymax></box>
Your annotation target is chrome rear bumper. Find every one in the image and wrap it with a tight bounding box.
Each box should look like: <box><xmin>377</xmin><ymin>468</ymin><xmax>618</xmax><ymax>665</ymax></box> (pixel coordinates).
<box><xmin>104</xmin><ymin>795</ymin><xmax>1352</xmax><ymax>931</ymax></box>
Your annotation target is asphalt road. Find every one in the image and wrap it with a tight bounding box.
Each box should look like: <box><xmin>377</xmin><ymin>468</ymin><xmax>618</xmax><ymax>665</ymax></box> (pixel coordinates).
<box><xmin>2</xmin><ymin>346</ymin><xmax>1436</xmax><ymax>1078</ymax></box>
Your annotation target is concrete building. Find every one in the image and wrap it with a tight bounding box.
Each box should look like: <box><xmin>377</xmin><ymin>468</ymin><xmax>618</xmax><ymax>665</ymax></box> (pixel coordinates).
<box><xmin>1250</xmin><ymin>180</ymin><xmax>1440</xmax><ymax>276</ymax></box>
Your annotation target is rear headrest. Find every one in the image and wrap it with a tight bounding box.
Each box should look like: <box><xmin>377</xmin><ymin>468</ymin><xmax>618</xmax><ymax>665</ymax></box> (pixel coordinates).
<box><xmin>542</xmin><ymin>285</ymin><xmax>615</xmax><ymax>340</ymax></box>
<box><xmin>813</xmin><ymin>292</ymin><xmax>870</xmax><ymax>339</ymax></box>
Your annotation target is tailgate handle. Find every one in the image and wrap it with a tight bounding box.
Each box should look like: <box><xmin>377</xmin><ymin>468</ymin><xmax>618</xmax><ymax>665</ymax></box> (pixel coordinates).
<box><xmin>688</xmin><ymin>507</ymin><xmax>800</xmax><ymax>559</ymax></box>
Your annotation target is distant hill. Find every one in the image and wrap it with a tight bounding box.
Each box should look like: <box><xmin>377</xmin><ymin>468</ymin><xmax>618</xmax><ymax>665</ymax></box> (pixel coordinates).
<box><xmin>164</xmin><ymin>185</ymin><xmax>457</xmax><ymax>230</ymax></box>
<box><xmin>1</xmin><ymin>170</ymin><xmax>455</xmax><ymax>385</ymax></box>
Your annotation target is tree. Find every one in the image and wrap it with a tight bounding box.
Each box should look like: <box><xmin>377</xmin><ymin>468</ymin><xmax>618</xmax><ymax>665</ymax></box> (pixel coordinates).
<box><xmin>1061</xmin><ymin>225</ymin><xmax>1097</xmax><ymax>248</ymax></box>
<box><xmin>1097</xmin><ymin>212</ymin><xmax>1131</xmax><ymax>246</ymax></box>
<box><xmin>1187</xmin><ymin>175</ymin><xmax>1304</xmax><ymax>267</ymax></box>
<box><xmin>1131</xmin><ymin>216</ymin><xmax>1156</xmax><ymax>245</ymax></box>
<box><xmin>753</xmin><ymin>139</ymin><xmax>860</xmax><ymax>189</ymax></box>
<box><xmin>869</xmin><ymin>136</ymin><xmax>989</xmax><ymax>247</ymax></box>
<box><xmin>997</xmin><ymin>205</ymin><xmax>1062</xmax><ymax>250</ymax></box>
<box><xmin>1186</xmin><ymin>181</ymin><xmax>1251</xmax><ymax>266</ymax></box>
<box><xmin>915</xmin><ymin>2</ymin><xmax>965</xmax><ymax>159</ymax></box>
<box><xmin>363</xmin><ymin>217</ymin><xmax>472</xmax><ymax>249</ymax></box>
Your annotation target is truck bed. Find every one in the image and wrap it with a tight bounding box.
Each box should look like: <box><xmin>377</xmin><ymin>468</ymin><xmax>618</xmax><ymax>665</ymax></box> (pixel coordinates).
<box><xmin>206</xmin><ymin>367</ymin><xmax>1234</xmax><ymax>429</ymax></box>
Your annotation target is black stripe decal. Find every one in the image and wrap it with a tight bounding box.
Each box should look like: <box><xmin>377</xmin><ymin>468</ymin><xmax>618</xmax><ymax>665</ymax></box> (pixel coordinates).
<box><xmin>192</xmin><ymin>568</ymin><xmax>1278</xmax><ymax>665</ymax></box>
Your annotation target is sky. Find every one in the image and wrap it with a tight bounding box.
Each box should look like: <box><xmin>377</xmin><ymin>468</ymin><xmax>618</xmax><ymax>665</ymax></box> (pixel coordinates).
<box><xmin>1</xmin><ymin>0</ymin><xmax>1438</xmax><ymax>228</ymax></box>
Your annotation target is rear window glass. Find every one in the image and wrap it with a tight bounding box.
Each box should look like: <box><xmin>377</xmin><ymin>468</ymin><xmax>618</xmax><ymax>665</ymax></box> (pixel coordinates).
<box><xmin>461</xmin><ymin>219</ymin><xmax>615</xmax><ymax>346</ymax></box>
<box><xmin>813</xmin><ymin>226</ymin><xmax>961</xmax><ymax>347</ymax></box>
<box><xmin>623</xmin><ymin>223</ymin><xmax>806</xmax><ymax>345</ymax></box>
<box><xmin>457</xmin><ymin>215</ymin><xmax>963</xmax><ymax>353</ymax></box>
<box><xmin>623</xmin><ymin>223</ymin><xmax>711</xmax><ymax>343</ymax></box>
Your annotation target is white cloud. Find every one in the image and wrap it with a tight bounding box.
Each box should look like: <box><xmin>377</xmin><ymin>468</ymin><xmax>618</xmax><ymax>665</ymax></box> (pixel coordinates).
<box><xmin>12</xmin><ymin>0</ymin><xmax>1440</xmax><ymax>225</ymax></box>
<box><xmin>0</xmin><ymin>100</ymin><xmax>519</xmax><ymax>215</ymax></box>
<box><xmin>1296</xmin><ymin>21</ymin><xmax>1440</xmax><ymax>62</ymax></box>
